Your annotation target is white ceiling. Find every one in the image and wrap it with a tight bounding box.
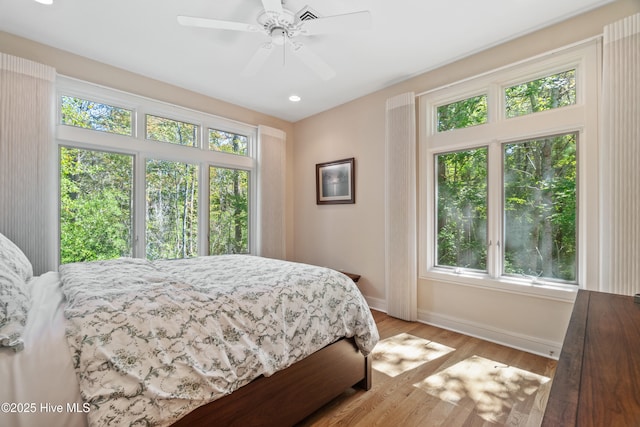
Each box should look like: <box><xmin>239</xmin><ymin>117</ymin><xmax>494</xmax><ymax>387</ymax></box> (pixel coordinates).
<box><xmin>0</xmin><ymin>0</ymin><xmax>613</xmax><ymax>122</ymax></box>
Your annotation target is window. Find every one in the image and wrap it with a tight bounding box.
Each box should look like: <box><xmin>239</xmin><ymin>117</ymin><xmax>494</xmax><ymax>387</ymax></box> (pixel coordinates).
<box><xmin>146</xmin><ymin>114</ymin><xmax>197</xmax><ymax>147</ymax></box>
<box><xmin>421</xmin><ymin>43</ymin><xmax>598</xmax><ymax>290</ymax></box>
<box><xmin>61</xmin><ymin>96</ymin><xmax>132</xmax><ymax>135</ymax></box>
<box><xmin>57</xmin><ymin>79</ymin><xmax>257</xmax><ymax>264</ymax></box>
<box><xmin>434</xmin><ymin>134</ymin><xmax>577</xmax><ymax>283</ymax></box>
<box><xmin>503</xmin><ymin>134</ymin><xmax>577</xmax><ymax>282</ymax></box>
<box><xmin>209</xmin><ymin>129</ymin><xmax>248</xmax><ymax>156</ymax></box>
<box><xmin>146</xmin><ymin>160</ymin><xmax>198</xmax><ymax>260</ymax></box>
<box><xmin>436</xmin><ymin>148</ymin><xmax>487</xmax><ymax>271</ymax></box>
<box><xmin>59</xmin><ymin>147</ymin><xmax>133</xmax><ymax>263</ymax></box>
<box><xmin>437</xmin><ymin>95</ymin><xmax>487</xmax><ymax>132</ymax></box>
<box><xmin>505</xmin><ymin>69</ymin><xmax>576</xmax><ymax>118</ymax></box>
<box><xmin>209</xmin><ymin>167</ymin><xmax>249</xmax><ymax>254</ymax></box>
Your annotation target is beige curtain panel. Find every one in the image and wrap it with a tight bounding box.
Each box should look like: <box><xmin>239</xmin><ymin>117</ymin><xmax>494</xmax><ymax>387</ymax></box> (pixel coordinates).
<box><xmin>384</xmin><ymin>92</ymin><xmax>417</xmax><ymax>321</ymax></box>
<box><xmin>0</xmin><ymin>53</ymin><xmax>56</xmax><ymax>275</ymax></box>
<box><xmin>600</xmin><ymin>14</ymin><xmax>640</xmax><ymax>295</ymax></box>
<box><xmin>257</xmin><ymin>125</ymin><xmax>287</xmax><ymax>260</ymax></box>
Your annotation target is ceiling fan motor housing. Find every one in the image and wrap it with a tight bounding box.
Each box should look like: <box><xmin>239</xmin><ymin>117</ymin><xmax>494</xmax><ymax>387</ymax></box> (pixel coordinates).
<box><xmin>258</xmin><ymin>8</ymin><xmax>300</xmax><ymax>42</ymax></box>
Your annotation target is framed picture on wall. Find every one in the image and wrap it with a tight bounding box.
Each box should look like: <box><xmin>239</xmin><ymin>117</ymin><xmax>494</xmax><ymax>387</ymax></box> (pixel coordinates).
<box><xmin>316</xmin><ymin>157</ymin><xmax>355</xmax><ymax>205</ymax></box>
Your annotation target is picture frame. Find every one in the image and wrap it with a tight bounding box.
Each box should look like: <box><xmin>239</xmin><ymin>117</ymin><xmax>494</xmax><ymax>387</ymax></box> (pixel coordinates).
<box><xmin>316</xmin><ymin>157</ymin><xmax>355</xmax><ymax>205</ymax></box>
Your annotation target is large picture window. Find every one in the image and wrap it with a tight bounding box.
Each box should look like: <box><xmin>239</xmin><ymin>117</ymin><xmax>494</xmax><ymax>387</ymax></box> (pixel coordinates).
<box><xmin>209</xmin><ymin>167</ymin><xmax>249</xmax><ymax>255</ymax></box>
<box><xmin>421</xmin><ymin>43</ymin><xmax>598</xmax><ymax>290</ymax></box>
<box><xmin>436</xmin><ymin>148</ymin><xmax>487</xmax><ymax>271</ymax></box>
<box><xmin>503</xmin><ymin>134</ymin><xmax>577</xmax><ymax>282</ymax></box>
<box><xmin>57</xmin><ymin>80</ymin><xmax>256</xmax><ymax>264</ymax></box>
<box><xmin>146</xmin><ymin>160</ymin><xmax>199</xmax><ymax>260</ymax></box>
<box><xmin>59</xmin><ymin>147</ymin><xmax>133</xmax><ymax>263</ymax></box>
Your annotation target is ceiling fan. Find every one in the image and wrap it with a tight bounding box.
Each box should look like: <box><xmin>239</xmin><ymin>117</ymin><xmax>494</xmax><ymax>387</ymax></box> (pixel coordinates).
<box><xmin>177</xmin><ymin>0</ymin><xmax>372</xmax><ymax>80</ymax></box>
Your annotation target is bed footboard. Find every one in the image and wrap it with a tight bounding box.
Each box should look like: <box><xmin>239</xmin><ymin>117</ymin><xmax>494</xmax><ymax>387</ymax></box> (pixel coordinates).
<box><xmin>172</xmin><ymin>337</ymin><xmax>370</xmax><ymax>427</ymax></box>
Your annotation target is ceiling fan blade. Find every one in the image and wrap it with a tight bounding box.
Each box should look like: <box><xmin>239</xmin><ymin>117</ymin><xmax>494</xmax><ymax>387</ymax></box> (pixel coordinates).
<box><xmin>301</xmin><ymin>11</ymin><xmax>372</xmax><ymax>36</ymax></box>
<box><xmin>242</xmin><ymin>43</ymin><xmax>275</xmax><ymax>77</ymax></box>
<box><xmin>261</xmin><ymin>0</ymin><xmax>283</xmax><ymax>15</ymax></box>
<box><xmin>177</xmin><ymin>15</ymin><xmax>260</xmax><ymax>32</ymax></box>
<box><xmin>291</xmin><ymin>43</ymin><xmax>336</xmax><ymax>81</ymax></box>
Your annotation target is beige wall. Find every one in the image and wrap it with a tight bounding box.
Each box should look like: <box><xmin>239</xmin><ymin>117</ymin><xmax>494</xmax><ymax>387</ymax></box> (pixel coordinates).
<box><xmin>292</xmin><ymin>0</ymin><xmax>640</xmax><ymax>356</ymax></box>
<box><xmin>0</xmin><ymin>31</ymin><xmax>296</xmax><ymax>259</ymax></box>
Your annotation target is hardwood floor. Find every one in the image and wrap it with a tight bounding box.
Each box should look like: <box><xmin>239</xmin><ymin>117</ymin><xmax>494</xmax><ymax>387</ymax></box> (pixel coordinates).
<box><xmin>298</xmin><ymin>310</ymin><xmax>557</xmax><ymax>427</ymax></box>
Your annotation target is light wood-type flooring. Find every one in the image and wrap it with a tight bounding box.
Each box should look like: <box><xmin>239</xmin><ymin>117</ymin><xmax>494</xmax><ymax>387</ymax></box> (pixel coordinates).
<box><xmin>298</xmin><ymin>310</ymin><xmax>557</xmax><ymax>427</ymax></box>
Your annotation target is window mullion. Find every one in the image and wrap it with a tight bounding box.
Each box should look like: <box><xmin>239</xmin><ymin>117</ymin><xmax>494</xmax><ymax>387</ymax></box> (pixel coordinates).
<box><xmin>133</xmin><ymin>108</ymin><xmax>146</xmax><ymax>259</ymax></box>
<box><xmin>487</xmin><ymin>141</ymin><xmax>503</xmax><ymax>279</ymax></box>
<box><xmin>133</xmin><ymin>153</ymin><xmax>146</xmax><ymax>259</ymax></box>
<box><xmin>199</xmin><ymin>164</ymin><xmax>210</xmax><ymax>256</ymax></box>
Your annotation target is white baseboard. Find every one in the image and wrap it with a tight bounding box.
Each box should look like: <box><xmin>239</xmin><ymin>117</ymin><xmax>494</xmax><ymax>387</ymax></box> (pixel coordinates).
<box><xmin>362</xmin><ymin>297</ymin><xmax>562</xmax><ymax>359</ymax></box>
<box><xmin>417</xmin><ymin>309</ymin><xmax>562</xmax><ymax>359</ymax></box>
<box><xmin>364</xmin><ymin>296</ymin><xmax>387</xmax><ymax>313</ymax></box>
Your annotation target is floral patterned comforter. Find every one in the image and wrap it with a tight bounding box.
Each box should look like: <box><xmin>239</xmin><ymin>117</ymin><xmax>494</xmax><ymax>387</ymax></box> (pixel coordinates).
<box><xmin>59</xmin><ymin>255</ymin><xmax>379</xmax><ymax>427</ymax></box>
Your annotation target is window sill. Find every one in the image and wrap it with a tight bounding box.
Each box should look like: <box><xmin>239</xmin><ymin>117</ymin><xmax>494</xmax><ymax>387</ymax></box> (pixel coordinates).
<box><xmin>421</xmin><ymin>268</ymin><xmax>578</xmax><ymax>303</ymax></box>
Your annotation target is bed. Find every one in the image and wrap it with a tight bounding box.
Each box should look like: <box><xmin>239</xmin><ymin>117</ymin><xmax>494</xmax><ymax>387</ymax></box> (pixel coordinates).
<box><xmin>0</xmin><ymin>232</ymin><xmax>379</xmax><ymax>426</ymax></box>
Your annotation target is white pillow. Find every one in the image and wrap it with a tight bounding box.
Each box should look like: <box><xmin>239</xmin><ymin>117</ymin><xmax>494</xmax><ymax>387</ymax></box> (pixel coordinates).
<box><xmin>0</xmin><ymin>269</ymin><xmax>30</xmax><ymax>352</ymax></box>
<box><xmin>0</xmin><ymin>232</ymin><xmax>33</xmax><ymax>282</ymax></box>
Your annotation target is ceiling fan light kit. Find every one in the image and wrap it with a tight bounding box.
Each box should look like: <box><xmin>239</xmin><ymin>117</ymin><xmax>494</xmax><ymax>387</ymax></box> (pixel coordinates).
<box><xmin>177</xmin><ymin>0</ymin><xmax>371</xmax><ymax>80</ymax></box>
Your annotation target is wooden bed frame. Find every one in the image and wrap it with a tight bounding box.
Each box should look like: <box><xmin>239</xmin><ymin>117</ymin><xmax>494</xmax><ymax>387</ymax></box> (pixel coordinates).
<box><xmin>172</xmin><ymin>337</ymin><xmax>371</xmax><ymax>426</ymax></box>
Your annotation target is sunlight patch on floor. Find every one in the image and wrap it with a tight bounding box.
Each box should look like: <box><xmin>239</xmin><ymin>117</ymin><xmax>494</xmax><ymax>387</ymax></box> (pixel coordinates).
<box><xmin>371</xmin><ymin>333</ymin><xmax>455</xmax><ymax>377</ymax></box>
<box><xmin>413</xmin><ymin>355</ymin><xmax>550</xmax><ymax>423</ymax></box>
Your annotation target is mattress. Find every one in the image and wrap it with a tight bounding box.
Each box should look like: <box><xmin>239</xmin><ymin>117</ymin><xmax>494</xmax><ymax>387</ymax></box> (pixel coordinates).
<box><xmin>59</xmin><ymin>255</ymin><xmax>378</xmax><ymax>426</ymax></box>
<box><xmin>0</xmin><ymin>271</ymin><xmax>87</xmax><ymax>427</ymax></box>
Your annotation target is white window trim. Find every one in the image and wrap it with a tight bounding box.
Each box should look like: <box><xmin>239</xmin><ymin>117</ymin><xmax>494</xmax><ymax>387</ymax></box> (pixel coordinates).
<box><xmin>55</xmin><ymin>76</ymin><xmax>258</xmax><ymax>262</ymax></box>
<box><xmin>418</xmin><ymin>40</ymin><xmax>600</xmax><ymax>297</ymax></box>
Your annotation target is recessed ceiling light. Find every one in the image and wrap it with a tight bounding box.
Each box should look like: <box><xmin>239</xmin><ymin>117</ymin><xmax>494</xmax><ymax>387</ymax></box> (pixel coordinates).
<box><xmin>34</xmin><ymin>0</ymin><xmax>53</xmax><ymax>4</ymax></box>
<box><xmin>289</xmin><ymin>95</ymin><xmax>301</xmax><ymax>102</ymax></box>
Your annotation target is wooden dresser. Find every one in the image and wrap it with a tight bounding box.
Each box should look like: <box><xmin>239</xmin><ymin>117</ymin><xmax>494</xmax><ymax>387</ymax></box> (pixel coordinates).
<box><xmin>542</xmin><ymin>290</ymin><xmax>640</xmax><ymax>426</ymax></box>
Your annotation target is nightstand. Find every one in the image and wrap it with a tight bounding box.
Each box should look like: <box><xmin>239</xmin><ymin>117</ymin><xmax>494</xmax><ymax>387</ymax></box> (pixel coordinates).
<box><xmin>342</xmin><ymin>272</ymin><xmax>361</xmax><ymax>283</ymax></box>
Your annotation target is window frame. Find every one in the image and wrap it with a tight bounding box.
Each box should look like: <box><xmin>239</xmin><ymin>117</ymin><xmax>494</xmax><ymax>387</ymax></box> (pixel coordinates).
<box><xmin>55</xmin><ymin>76</ymin><xmax>258</xmax><ymax>264</ymax></box>
<box><xmin>419</xmin><ymin>41</ymin><xmax>599</xmax><ymax>296</ymax></box>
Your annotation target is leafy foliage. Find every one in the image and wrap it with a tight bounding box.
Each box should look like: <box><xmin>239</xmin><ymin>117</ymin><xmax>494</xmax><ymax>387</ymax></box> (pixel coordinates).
<box><xmin>505</xmin><ymin>70</ymin><xmax>576</xmax><ymax>118</ymax></box>
<box><xmin>210</xmin><ymin>167</ymin><xmax>249</xmax><ymax>255</ymax></box>
<box><xmin>209</xmin><ymin>129</ymin><xmax>248</xmax><ymax>156</ymax></box>
<box><xmin>61</xmin><ymin>96</ymin><xmax>131</xmax><ymax>135</ymax></box>
<box><xmin>437</xmin><ymin>95</ymin><xmax>487</xmax><ymax>132</ymax></box>
<box><xmin>436</xmin><ymin>148</ymin><xmax>488</xmax><ymax>270</ymax></box>
<box><xmin>146</xmin><ymin>160</ymin><xmax>198</xmax><ymax>260</ymax></box>
<box><xmin>60</xmin><ymin>147</ymin><xmax>133</xmax><ymax>263</ymax></box>
<box><xmin>146</xmin><ymin>115</ymin><xmax>197</xmax><ymax>147</ymax></box>
<box><xmin>504</xmin><ymin>134</ymin><xmax>576</xmax><ymax>281</ymax></box>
